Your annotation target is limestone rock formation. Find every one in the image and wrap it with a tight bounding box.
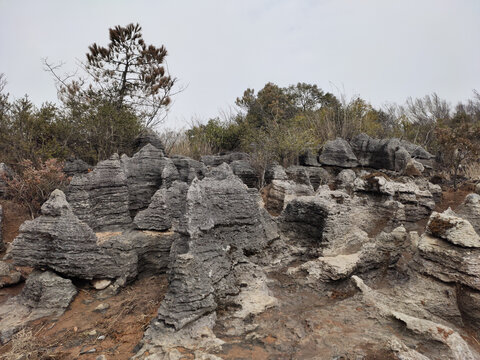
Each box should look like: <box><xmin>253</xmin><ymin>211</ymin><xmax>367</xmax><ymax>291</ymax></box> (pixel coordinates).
<box><xmin>319</xmin><ymin>138</ymin><xmax>359</xmax><ymax>168</ymax></box>
<box><xmin>133</xmin><ymin>128</ymin><xmax>165</xmax><ymax>154</ymax></box>
<box><xmin>298</xmin><ymin>149</ymin><xmax>321</xmax><ymax>167</ymax></box>
<box><xmin>0</xmin><ymin>260</ymin><xmax>22</xmax><ymax>288</ymax></box>
<box><xmin>426</xmin><ymin>209</ymin><xmax>480</xmax><ymax>247</ymax></box>
<box><xmin>63</xmin><ymin>157</ymin><xmax>90</xmax><ymax>177</ymax></box>
<box><xmin>230</xmin><ymin>160</ymin><xmax>258</xmax><ymax>188</ymax></box>
<box><xmin>67</xmin><ymin>154</ymin><xmax>132</xmax><ymax>230</ymax></box>
<box><xmin>0</xmin><ymin>270</ymin><xmax>77</xmax><ymax>344</ymax></box>
<box><xmin>200</xmin><ymin>152</ymin><xmax>249</xmax><ymax>167</ymax></box>
<box><xmin>170</xmin><ymin>155</ymin><xmax>206</xmax><ymax>184</ymax></box>
<box><xmin>457</xmin><ymin>193</ymin><xmax>480</xmax><ymax>235</ymax></box>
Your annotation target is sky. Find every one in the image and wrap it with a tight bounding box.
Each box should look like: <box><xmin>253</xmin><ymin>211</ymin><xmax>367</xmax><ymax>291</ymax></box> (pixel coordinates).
<box><xmin>1</xmin><ymin>0</ymin><xmax>479</xmax><ymax>129</ymax></box>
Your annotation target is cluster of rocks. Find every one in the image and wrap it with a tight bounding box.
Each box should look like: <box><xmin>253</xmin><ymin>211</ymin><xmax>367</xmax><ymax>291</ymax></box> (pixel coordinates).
<box><xmin>4</xmin><ymin>131</ymin><xmax>480</xmax><ymax>359</ymax></box>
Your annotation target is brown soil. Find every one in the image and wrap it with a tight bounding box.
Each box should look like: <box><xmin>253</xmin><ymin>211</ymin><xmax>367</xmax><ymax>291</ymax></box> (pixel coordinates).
<box><xmin>0</xmin><ymin>200</ymin><xmax>30</xmax><ymax>245</ymax></box>
<box><xmin>0</xmin><ymin>275</ymin><xmax>168</xmax><ymax>360</ymax></box>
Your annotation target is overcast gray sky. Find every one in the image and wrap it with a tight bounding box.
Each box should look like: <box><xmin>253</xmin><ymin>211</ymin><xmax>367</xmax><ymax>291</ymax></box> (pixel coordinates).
<box><xmin>1</xmin><ymin>0</ymin><xmax>479</xmax><ymax>129</ymax></box>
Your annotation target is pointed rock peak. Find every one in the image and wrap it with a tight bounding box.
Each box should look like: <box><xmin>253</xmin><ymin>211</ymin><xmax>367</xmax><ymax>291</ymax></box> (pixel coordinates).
<box><xmin>133</xmin><ymin>128</ymin><xmax>165</xmax><ymax>153</ymax></box>
<box><xmin>205</xmin><ymin>162</ymin><xmax>234</xmax><ymax>180</ymax></box>
<box><xmin>41</xmin><ymin>189</ymin><xmax>72</xmax><ymax>217</ymax></box>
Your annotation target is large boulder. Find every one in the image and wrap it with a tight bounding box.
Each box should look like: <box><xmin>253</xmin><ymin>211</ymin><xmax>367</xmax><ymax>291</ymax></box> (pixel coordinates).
<box><xmin>170</xmin><ymin>155</ymin><xmax>206</xmax><ymax>184</ymax></box>
<box><xmin>457</xmin><ymin>194</ymin><xmax>480</xmax><ymax>236</ymax></box>
<box><xmin>200</xmin><ymin>152</ymin><xmax>250</xmax><ymax>167</ymax></box>
<box><xmin>230</xmin><ymin>160</ymin><xmax>259</xmax><ymax>188</ymax></box>
<box><xmin>319</xmin><ymin>138</ymin><xmax>359</xmax><ymax>168</ymax></box>
<box><xmin>133</xmin><ymin>128</ymin><xmax>165</xmax><ymax>154</ymax></box>
<box><xmin>62</xmin><ymin>157</ymin><xmax>90</xmax><ymax>177</ymax></box>
<box><xmin>298</xmin><ymin>149</ymin><xmax>321</xmax><ymax>167</ymax></box>
<box><xmin>67</xmin><ymin>154</ymin><xmax>132</xmax><ymax>230</ymax></box>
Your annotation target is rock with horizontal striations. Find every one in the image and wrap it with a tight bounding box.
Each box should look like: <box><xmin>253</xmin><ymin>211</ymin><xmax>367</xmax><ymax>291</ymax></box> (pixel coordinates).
<box><xmin>170</xmin><ymin>155</ymin><xmax>206</xmax><ymax>184</ymax></box>
<box><xmin>200</xmin><ymin>152</ymin><xmax>250</xmax><ymax>167</ymax></box>
<box><xmin>133</xmin><ymin>128</ymin><xmax>165</xmax><ymax>154</ymax></box>
<box><xmin>156</xmin><ymin>163</ymin><xmax>275</xmax><ymax>330</ymax></box>
<box><xmin>426</xmin><ymin>209</ymin><xmax>480</xmax><ymax>248</ymax></box>
<box><xmin>457</xmin><ymin>286</ymin><xmax>480</xmax><ymax>329</ymax></box>
<box><xmin>336</xmin><ymin>169</ymin><xmax>357</xmax><ymax>190</ymax></box>
<box><xmin>263</xmin><ymin>180</ymin><xmax>314</xmax><ymax>216</ymax></box>
<box><xmin>0</xmin><ymin>163</ymin><xmax>13</xmax><ymax>199</ymax></box>
<box><xmin>285</xmin><ymin>166</ymin><xmax>312</xmax><ymax>187</ymax></box>
<box><xmin>230</xmin><ymin>160</ymin><xmax>259</xmax><ymax>188</ymax></box>
<box><xmin>121</xmin><ymin>144</ymin><xmax>179</xmax><ymax>216</ymax></box>
<box><xmin>67</xmin><ymin>154</ymin><xmax>131</xmax><ymax>230</ymax></box>
<box><xmin>298</xmin><ymin>149</ymin><xmax>321</xmax><ymax>167</ymax></box>
<box><xmin>264</xmin><ymin>163</ymin><xmax>288</xmax><ymax>184</ymax></box>
<box><xmin>63</xmin><ymin>157</ymin><xmax>90</xmax><ymax>177</ymax></box>
<box><xmin>0</xmin><ymin>260</ymin><xmax>22</xmax><ymax>288</ymax></box>
<box><xmin>134</xmin><ymin>181</ymin><xmax>189</xmax><ymax>232</ymax></box>
<box><xmin>319</xmin><ymin>138</ymin><xmax>359</xmax><ymax>168</ymax></box>
<box><xmin>0</xmin><ymin>270</ymin><xmax>77</xmax><ymax>344</ymax></box>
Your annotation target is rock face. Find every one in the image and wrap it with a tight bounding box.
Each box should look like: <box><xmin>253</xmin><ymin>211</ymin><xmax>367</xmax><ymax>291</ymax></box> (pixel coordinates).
<box><xmin>133</xmin><ymin>128</ymin><xmax>165</xmax><ymax>154</ymax></box>
<box><xmin>0</xmin><ymin>260</ymin><xmax>22</xmax><ymax>288</ymax></box>
<box><xmin>170</xmin><ymin>156</ymin><xmax>206</xmax><ymax>184</ymax></box>
<box><xmin>230</xmin><ymin>160</ymin><xmax>258</xmax><ymax>188</ymax></box>
<box><xmin>200</xmin><ymin>152</ymin><xmax>249</xmax><ymax>167</ymax></box>
<box><xmin>298</xmin><ymin>149</ymin><xmax>321</xmax><ymax>167</ymax></box>
<box><xmin>0</xmin><ymin>270</ymin><xmax>77</xmax><ymax>344</ymax></box>
<box><xmin>426</xmin><ymin>209</ymin><xmax>480</xmax><ymax>247</ymax></box>
<box><xmin>457</xmin><ymin>194</ymin><xmax>480</xmax><ymax>235</ymax></box>
<box><xmin>67</xmin><ymin>154</ymin><xmax>131</xmax><ymax>230</ymax></box>
<box><xmin>0</xmin><ymin>204</ymin><xmax>3</xmax><ymax>252</ymax></box>
<box><xmin>63</xmin><ymin>157</ymin><xmax>90</xmax><ymax>177</ymax></box>
<box><xmin>155</xmin><ymin>164</ymin><xmax>274</xmax><ymax>330</ymax></box>
<box><xmin>319</xmin><ymin>138</ymin><xmax>359</xmax><ymax>168</ymax></box>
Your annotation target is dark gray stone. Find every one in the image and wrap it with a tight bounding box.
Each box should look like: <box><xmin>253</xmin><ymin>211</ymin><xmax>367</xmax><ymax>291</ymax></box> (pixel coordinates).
<box><xmin>319</xmin><ymin>138</ymin><xmax>359</xmax><ymax>168</ymax></box>
<box><xmin>299</xmin><ymin>149</ymin><xmax>320</xmax><ymax>167</ymax></box>
<box><xmin>170</xmin><ymin>156</ymin><xmax>206</xmax><ymax>184</ymax></box>
<box><xmin>230</xmin><ymin>160</ymin><xmax>259</xmax><ymax>188</ymax></box>
<box><xmin>134</xmin><ymin>128</ymin><xmax>165</xmax><ymax>154</ymax></box>
<box><xmin>200</xmin><ymin>152</ymin><xmax>250</xmax><ymax>167</ymax></box>
<box><xmin>63</xmin><ymin>157</ymin><xmax>90</xmax><ymax>177</ymax></box>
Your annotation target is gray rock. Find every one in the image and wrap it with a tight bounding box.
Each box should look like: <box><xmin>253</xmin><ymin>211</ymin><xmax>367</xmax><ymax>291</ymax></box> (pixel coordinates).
<box><xmin>121</xmin><ymin>144</ymin><xmax>179</xmax><ymax>215</ymax></box>
<box><xmin>264</xmin><ymin>164</ymin><xmax>288</xmax><ymax>184</ymax></box>
<box><xmin>0</xmin><ymin>260</ymin><xmax>22</xmax><ymax>288</ymax></box>
<box><xmin>336</xmin><ymin>169</ymin><xmax>356</xmax><ymax>190</ymax></box>
<box><xmin>457</xmin><ymin>286</ymin><xmax>480</xmax><ymax>329</ymax></box>
<box><xmin>67</xmin><ymin>154</ymin><xmax>132</xmax><ymax>231</ymax></box>
<box><xmin>134</xmin><ymin>128</ymin><xmax>165</xmax><ymax>154</ymax></box>
<box><xmin>350</xmin><ymin>133</ymin><xmax>412</xmax><ymax>172</ymax></box>
<box><xmin>200</xmin><ymin>152</ymin><xmax>250</xmax><ymax>167</ymax></box>
<box><xmin>476</xmin><ymin>183</ymin><xmax>480</xmax><ymax>195</ymax></box>
<box><xmin>170</xmin><ymin>156</ymin><xmax>206</xmax><ymax>184</ymax></box>
<box><xmin>319</xmin><ymin>138</ymin><xmax>359</xmax><ymax>168</ymax></box>
<box><xmin>134</xmin><ymin>181</ymin><xmax>189</xmax><ymax>232</ymax></box>
<box><xmin>457</xmin><ymin>194</ymin><xmax>480</xmax><ymax>236</ymax></box>
<box><xmin>63</xmin><ymin>157</ymin><xmax>90</xmax><ymax>177</ymax></box>
<box><xmin>230</xmin><ymin>160</ymin><xmax>259</xmax><ymax>188</ymax></box>
<box><xmin>426</xmin><ymin>210</ymin><xmax>480</xmax><ymax>248</ymax></box>
<box><xmin>156</xmin><ymin>163</ymin><xmax>275</xmax><ymax>330</ymax></box>
<box><xmin>285</xmin><ymin>166</ymin><xmax>312</xmax><ymax>186</ymax></box>
<box><xmin>298</xmin><ymin>149</ymin><xmax>320</xmax><ymax>167</ymax></box>
<box><xmin>263</xmin><ymin>180</ymin><xmax>314</xmax><ymax>216</ymax></box>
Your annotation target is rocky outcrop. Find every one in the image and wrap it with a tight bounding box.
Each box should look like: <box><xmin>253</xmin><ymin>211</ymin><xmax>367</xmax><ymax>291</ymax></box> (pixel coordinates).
<box><xmin>0</xmin><ymin>261</ymin><xmax>22</xmax><ymax>288</ymax></box>
<box><xmin>63</xmin><ymin>157</ymin><xmax>90</xmax><ymax>177</ymax></box>
<box><xmin>230</xmin><ymin>160</ymin><xmax>258</xmax><ymax>188</ymax></box>
<box><xmin>133</xmin><ymin>128</ymin><xmax>165</xmax><ymax>154</ymax></box>
<box><xmin>0</xmin><ymin>270</ymin><xmax>77</xmax><ymax>343</ymax></box>
<box><xmin>155</xmin><ymin>164</ymin><xmax>275</xmax><ymax>330</ymax></box>
<box><xmin>457</xmin><ymin>193</ymin><xmax>480</xmax><ymax>235</ymax></box>
<box><xmin>67</xmin><ymin>154</ymin><xmax>131</xmax><ymax>230</ymax></box>
<box><xmin>298</xmin><ymin>149</ymin><xmax>321</xmax><ymax>167</ymax></box>
<box><xmin>121</xmin><ymin>144</ymin><xmax>179</xmax><ymax>215</ymax></box>
<box><xmin>170</xmin><ymin>156</ymin><xmax>206</xmax><ymax>184</ymax></box>
<box><xmin>426</xmin><ymin>209</ymin><xmax>480</xmax><ymax>247</ymax></box>
<box><xmin>263</xmin><ymin>180</ymin><xmax>314</xmax><ymax>216</ymax></box>
<box><xmin>319</xmin><ymin>138</ymin><xmax>359</xmax><ymax>168</ymax></box>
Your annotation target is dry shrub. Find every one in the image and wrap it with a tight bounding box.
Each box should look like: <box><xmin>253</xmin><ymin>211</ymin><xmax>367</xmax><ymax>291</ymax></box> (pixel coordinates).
<box><xmin>464</xmin><ymin>162</ymin><xmax>480</xmax><ymax>181</ymax></box>
<box><xmin>1</xmin><ymin>329</ymin><xmax>42</xmax><ymax>360</ymax></box>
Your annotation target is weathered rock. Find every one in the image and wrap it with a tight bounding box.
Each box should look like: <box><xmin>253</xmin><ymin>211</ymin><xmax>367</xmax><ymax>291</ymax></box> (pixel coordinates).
<box><xmin>67</xmin><ymin>154</ymin><xmax>131</xmax><ymax>230</ymax></box>
<box><xmin>457</xmin><ymin>194</ymin><xmax>480</xmax><ymax>236</ymax></box>
<box><xmin>298</xmin><ymin>149</ymin><xmax>320</xmax><ymax>167</ymax></box>
<box><xmin>170</xmin><ymin>155</ymin><xmax>206</xmax><ymax>184</ymax></box>
<box><xmin>0</xmin><ymin>270</ymin><xmax>77</xmax><ymax>343</ymax></box>
<box><xmin>263</xmin><ymin>180</ymin><xmax>314</xmax><ymax>216</ymax></box>
<box><xmin>0</xmin><ymin>204</ymin><xmax>3</xmax><ymax>252</ymax></box>
<box><xmin>336</xmin><ymin>169</ymin><xmax>356</xmax><ymax>190</ymax></box>
<box><xmin>134</xmin><ymin>181</ymin><xmax>189</xmax><ymax>232</ymax></box>
<box><xmin>230</xmin><ymin>160</ymin><xmax>258</xmax><ymax>188</ymax></box>
<box><xmin>303</xmin><ymin>167</ymin><xmax>332</xmax><ymax>190</ymax></box>
<box><xmin>0</xmin><ymin>260</ymin><xmax>22</xmax><ymax>288</ymax></box>
<box><xmin>426</xmin><ymin>209</ymin><xmax>480</xmax><ymax>248</ymax></box>
<box><xmin>319</xmin><ymin>138</ymin><xmax>359</xmax><ymax>168</ymax></box>
<box><xmin>405</xmin><ymin>158</ymin><xmax>425</xmax><ymax>176</ymax></box>
<box><xmin>285</xmin><ymin>166</ymin><xmax>312</xmax><ymax>187</ymax></box>
<box><xmin>264</xmin><ymin>163</ymin><xmax>288</xmax><ymax>184</ymax></box>
<box><xmin>133</xmin><ymin>128</ymin><xmax>165</xmax><ymax>154</ymax></box>
<box><xmin>63</xmin><ymin>157</ymin><xmax>90</xmax><ymax>177</ymax></box>
<box><xmin>121</xmin><ymin>144</ymin><xmax>179</xmax><ymax>215</ymax></box>
<box><xmin>457</xmin><ymin>286</ymin><xmax>480</xmax><ymax>329</ymax></box>
<box><xmin>92</xmin><ymin>279</ymin><xmax>111</xmax><ymax>290</ymax></box>
<box><xmin>350</xmin><ymin>133</ymin><xmax>412</xmax><ymax>172</ymax></box>
<box><xmin>200</xmin><ymin>152</ymin><xmax>249</xmax><ymax>167</ymax></box>
<box><xmin>156</xmin><ymin>164</ymin><xmax>275</xmax><ymax>330</ymax></box>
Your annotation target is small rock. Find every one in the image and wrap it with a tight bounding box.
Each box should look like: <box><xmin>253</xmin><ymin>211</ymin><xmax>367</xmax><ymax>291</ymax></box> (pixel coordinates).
<box><xmin>92</xmin><ymin>279</ymin><xmax>111</xmax><ymax>290</ymax></box>
<box><xmin>97</xmin><ymin>335</ymin><xmax>106</xmax><ymax>341</ymax></box>
<box><xmin>80</xmin><ymin>348</ymin><xmax>96</xmax><ymax>355</ymax></box>
<box><xmin>94</xmin><ymin>303</ymin><xmax>110</xmax><ymax>312</ymax></box>
<box><xmin>96</xmin><ymin>355</ymin><xmax>107</xmax><ymax>360</ymax></box>
<box><xmin>87</xmin><ymin>329</ymin><xmax>97</xmax><ymax>336</ymax></box>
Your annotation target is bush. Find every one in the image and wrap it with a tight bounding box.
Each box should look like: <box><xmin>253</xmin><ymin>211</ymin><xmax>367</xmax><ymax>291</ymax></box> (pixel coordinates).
<box><xmin>3</xmin><ymin>159</ymin><xmax>69</xmax><ymax>218</ymax></box>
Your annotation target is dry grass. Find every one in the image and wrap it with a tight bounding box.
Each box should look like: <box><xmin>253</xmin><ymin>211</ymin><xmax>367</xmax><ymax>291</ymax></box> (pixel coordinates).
<box><xmin>1</xmin><ymin>329</ymin><xmax>42</xmax><ymax>360</ymax></box>
<box><xmin>465</xmin><ymin>162</ymin><xmax>480</xmax><ymax>181</ymax></box>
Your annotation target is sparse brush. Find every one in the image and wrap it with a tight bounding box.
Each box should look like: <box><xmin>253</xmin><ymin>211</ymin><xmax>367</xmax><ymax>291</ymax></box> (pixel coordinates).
<box><xmin>464</xmin><ymin>162</ymin><xmax>480</xmax><ymax>181</ymax></box>
<box><xmin>1</xmin><ymin>329</ymin><xmax>42</xmax><ymax>360</ymax></box>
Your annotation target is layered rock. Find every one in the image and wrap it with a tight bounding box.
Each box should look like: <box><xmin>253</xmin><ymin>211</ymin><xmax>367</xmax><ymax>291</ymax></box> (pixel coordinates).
<box><xmin>230</xmin><ymin>160</ymin><xmax>258</xmax><ymax>188</ymax></box>
<box><xmin>0</xmin><ymin>270</ymin><xmax>77</xmax><ymax>343</ymax></box>
<box><xmin>63</xmin><ymin>157</ymin><xmax>90</xmax><ymax>177</ymax></box>
<box><xmin>319</xmin><ymin>138</ymin><xmax>359</xmax><ymax>168</ymax></box>
<box><xmin>67</xmin><ymin>154</ymin><xmax>132</xmax><ymax>230</ymax></box>
<box><xmin>121</xmin><ymin>144</ymin><xmax>179</xmax><ymax>215</ymax></box>
<box><xmin>298</xmin><ymin>149</ymin><xmax>321</xmax><ymax>167</ymax></box>
<box><xmin>133</xmin><ymin>128</ymin><xmax>165</xmax><ymax>154</ymax></box>
<box><xmin>170</xmin><ymin>156</ymin><xmax>206</xmax><ymax>184</ymax></box>
<box><xmin>200</xmin><ymin>152</ymin><xmax>249</xmax><ymax>167</ymax></box>
<box><xmin>263</xmin><ymin>180</ymin><xmax>314</xmax><ymax>216</ymax></box>
<box><xmin>155</xmin><ymin>164</ymin><xmax>275</xmax><ymax>330</ymax></box>
<box><xmin>0</xmin><ymin>261</ymin><xmax>22</xmax><ymax>288</ymax></box>
<box><xmin>457</xmin><ymin>193</ymin><xmax>480</xmax><ymax>235</ymax></box>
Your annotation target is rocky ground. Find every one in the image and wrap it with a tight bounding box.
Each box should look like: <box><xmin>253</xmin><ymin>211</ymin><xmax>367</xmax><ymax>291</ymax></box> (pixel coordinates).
<box><xmin>1</xmin><ymin>133</ymin><xmax>480</xmax><ymax>360</ymax></box>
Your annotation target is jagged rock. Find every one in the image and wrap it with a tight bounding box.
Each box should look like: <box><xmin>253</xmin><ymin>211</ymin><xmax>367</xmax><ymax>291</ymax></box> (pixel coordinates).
<box><xmin>353</xmin><ymin>174</ymin><xmax>435</xmax><ymax>222</ymax></box>
<box><xmin>263</xmin><ymin>180</ymin><xmax>314</xmax><ymax>216</ymax></box>
<box><xmin>303</xmin><ymin>167</ymin><xmax>332</xmax><ymax>190</ymax></box>
<box><xmin>405</xmin><ymin>158</ymin><xmax>425</xmax><ymax>176</ymax></box>
<box><xmin>264</xmin><ymin>163</ymin><xmax>288</xmax><ymax>184</ymax></box>
<box><xmin>400</xmin><ymin>139</ymin><xmax>435</xmax><ymax>169</ymax></box>
<box><xmin>230</xmin><ymin>160</ymin><xmax>258</xmax><ymax>188</ymax></box>
<box><xmin>457</xmin><ymin>194</ymin><xmax>480</xmax><ymax>236</ymax></box>
<box><xmin>11</xmin><ymin>190</ymin><xmax>176</xmax><ymax>280</ymax></box>
<box><xmin>133</xmin><ymin>128</ymin><xmax>165</xmax><ymax>154</ymax></box>
<box><xmin>0</xmin><ymin>261</ymin><xmax>22</xmax><ymax>288</ymax></box>
<box><xmin>121</xmin><ymin>144</ymin><xmax>179</xmax><ymax>215</ymax></box>
<box><xmin>457</xmin><ymin>286</ymin><xmax>480</xmax><ymax>329</ymax></box>
<box><xmin>0</xmin><ymin>270</ymin><xmax>76</xmax><ymax>344</ymax></box>
<box><xmin>134</xmin><ymin>181</ymin><xmax>189</xmax><ymax>232</ymax></box>
<box><xmin>156</xmin><ymin>163</ymin><xmax>275</xmax><ymax>330</ymax></box>
<box><xmin>388</xmin><ymin>338</ymin><xmax>430</xmax><ymax>360</ymax></box>
<box><xmin>476</xmin><ymin>183</ymin><xmax>480</xmax><ymax>195</ymax></box>
<box><xmin>350</xmin><ymin>133</ymin><xmax>412</xmax><ymax>172</ymax></box>
<box><xmin>67</xmin><ymin>154</ymin><xmax>131</xmax><ymax>230</ymax></box>
<box><xmin>285</xmin><ymin>166</ymin><xmax>312</xmax><ymax>186</ymax></box>
<box><xmin>416</xmin><ymin>234</ymin><xmax>480</xmax><ymax>290</ymax></box>
<box><xmin>200</xmin><ymin>152</ymin><xmax>249</xmax><ymax>167</ymax></box>
<box><xmin>319</xmin><ymin>138</ymin><xmax>359</xmax><ymax>168</ymax></box>
<box><xmin>63</xmin><ymin>157</ymin><xmax>90</xmax><ymax>177</ymax></box>
<box><xmin>170</xmin><ymin>155</ymin><xmax>206</xmax><ymax>184</ymax></box>
<box><xmin>426</xmin><ymin>210</ymin><xmax>480</xmax><ymax>247</ymax></box>
<box><xmin>298</xmin><ymin>149</ymin><xmax>320</xmax><ymax>167</ymax></box>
